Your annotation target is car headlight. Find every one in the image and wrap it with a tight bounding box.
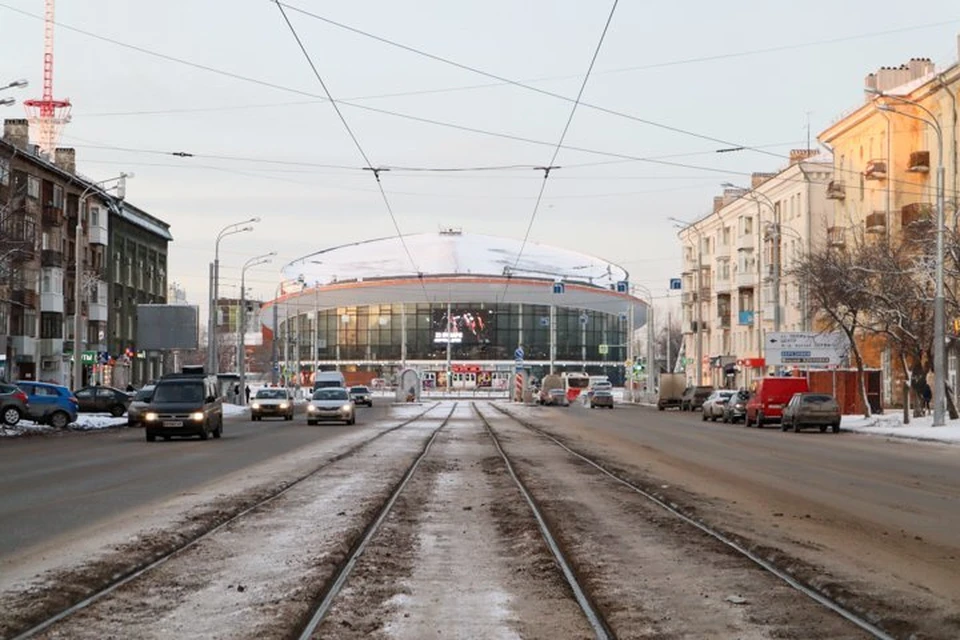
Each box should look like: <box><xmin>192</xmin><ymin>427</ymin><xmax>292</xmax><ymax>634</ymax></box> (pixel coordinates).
<box><xmin>307</xmin><ymin>404</ymin><xmax>317</xmax><ymax>412</ymax></box>
<box><xmin>190</xmin><ymin>412</ymin><xmax>205</xmax><ymax>421</ymax></box>
<box><xmin>342</xmin><ymin>404</ymin><xmax>353</xmax><ymax>412</ymax></box>
<box><xmin>251</xmin><ymin>402</ymin><xmax>261</xmax><ymax>410</ymax></box>
<box><xmin>144</xmin><ymin>412</ymin><xmax>158</xmax><ymax>422</ymax></box>
<box><xmin>279</xmin><ymin>402</ymin><xmax>289</xmax><ymax>409</ymax></box>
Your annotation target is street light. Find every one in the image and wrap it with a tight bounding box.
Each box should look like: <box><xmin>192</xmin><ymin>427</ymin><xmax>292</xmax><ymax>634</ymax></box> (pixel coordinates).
<box><xmin>72</xmin><ymin>173</ymin><xmax>132</xmax><ymax>390</ymax></box>
<box><xmin>1</xmin><ymin>79</ymin><xmax>28</xmax><ymax>90</ymax></box>
<box><xmin>239</xmin><ymin>251</ymin><xmax>275</xmax><ymax>404</ymax></box>
<box><xmin>632</xmin><ymin>283</ymin><xmax>656</xmax><ymax>401</ymax></box>
<box><xmin>870</xmin><ymin>90</ymin><xmax>946</xmax><ymax>426</ymax></box>
<box><xmin>669</xmin><ymin>216</ymin><xmax>705</xmax><ymax>384</ymax></box>
<box><xmin>208</xmin><ymin>218</ymin><xmax>259</xmax><ymax>374</ymax></box>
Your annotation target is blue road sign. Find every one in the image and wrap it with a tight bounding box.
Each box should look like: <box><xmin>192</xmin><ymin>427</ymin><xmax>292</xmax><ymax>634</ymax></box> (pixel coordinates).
<box><xmin>669</xmin><ymin>278</ymin><xmax>682</xmax><ymax>290</ymax></box>
<box><xmin>553</xmin><ymin>282</ymin><xmax>565</xmax><ymax>294</ymax></box>
<box><xmin>515</xmin><ymin>347</ymin><xmax>524</xmax><ymax>362</ymax></box>
<box><xmin>539</xmin><ymin>316</ymin><xmax>550</xmax><ymax>327</ymax></box>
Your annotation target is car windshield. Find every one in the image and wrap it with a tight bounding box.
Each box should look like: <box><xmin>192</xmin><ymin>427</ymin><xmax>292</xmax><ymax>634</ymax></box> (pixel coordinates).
<box><xmin>350</xmin><ymin>387</ymin><xmax>369</xmax><ymax>393</ymax></box>
<box><xmin>256</xmin><ymin>389</ymin><xmax>288</xmax><ymax>399</ymax></box>
<box><xmin>152</xmin><ymin>382</ymin><xmax>204</xmax><ymax>404</ymax></box>
<box><xmin>595</xmin><ymin>390</ymin><xmax>613</xmax><ymax>396</ymax></box>
<box><xmin>133</xmin><ymin>387</ymin><xmax>154</xmax><ymax>401</ymax></box>
<box><xmin>803</xmin><ymin>394</ymin><xmax>835</xmax><ymax>403</ymax></box>
<box><xmin>313</xmin><ymin>388</ymin><xmax>348</xmax><ymax>401</ymax></box>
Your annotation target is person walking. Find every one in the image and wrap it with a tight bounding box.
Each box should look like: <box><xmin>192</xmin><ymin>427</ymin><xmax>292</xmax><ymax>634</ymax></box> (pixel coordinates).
<box><xmin>245</xmin><ymin>385</ymin><xmax>251</xmax><ymax>405</ymax></box>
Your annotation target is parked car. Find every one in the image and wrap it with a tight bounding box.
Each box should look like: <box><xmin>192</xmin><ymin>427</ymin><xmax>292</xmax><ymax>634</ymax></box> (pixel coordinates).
<box><xmin>590</xmin><ymin>389</ymin><xmax>615</xmax><ymax>409</ymax></box>
<box><xmin>127</xmin><ymin>385</ymin><xmax>155</xmax><ymax>427</ymax></box>
<box><xmin>680</xmin><ymin>385</ymin><xmax>714</xmax><ymax>411</ymax></box>
<box><xmin>1</xmin><ymin>382</ymin><xmax>30</xmax><ymax>426</ymax></box>
<box><xmin>349</xmin><ymin>385</ymin><xmax>373</xmax><ymax>407</ymax></box>
<box><xmin>782</xmin><ymin>393</ymin><xmax>842</xmax><ymax>433</ymax></box>
<box><xmin>15</xmin><ymin>381</ymin><xmax>78</xmax><ymax>429</ymax></box>
<box><xmin>745</xmin><ymin>377</ymin><xmax>810</xmax><ymax>428</ymax></box>
<box><xmin>701</xmin><ymin>390</ymin><xmax>735</xmax><ymax>421</ymax></box>
<box><xmin>250</xmin><ymin>387</ymin><xmax>294</xmax><ymax>421</ymax></box>
<box><xmin>142</xmin><ymin>371</ymin><xmax>223</xmax><ymax>442</ymax></box>
<box><xmin>73</xmin><ymin>385</ymin><xmax>132</xmax><ymax>417</ymax></box>
<box><xmin>307</xmin><ymin>387</ymin><xmax>355</xmax><ymax>425</ymax></box>
<box><xmin>545</xmin><ymin>388</ymin><xmax>569</xmax><ymax>407</ymax></box>
<box><xmin>721</xmin><ymin>390</ymin><xmax>751</xmax><ymax>424</ymax></box>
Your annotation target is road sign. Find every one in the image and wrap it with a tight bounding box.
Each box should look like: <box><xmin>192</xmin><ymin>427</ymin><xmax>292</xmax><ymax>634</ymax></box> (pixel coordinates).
<box><xmin>618</xmin><ymin>311</ymin><xmax>628</xmax><ymax>321</ymax></box>
<box><xmin>579</xmin><ymin>312</ymin><xmax>589</xmax><ymax>326</ymax></box>
<box><xmin>514</xmin><ymin>346</ymin><xmax>524</xmax><ymax>363</ymax></box>
<box><xmin>669</xmin><ymin>278</ymin><xmax>682</xmax><ymax>290</ymax></box>
<box><xmin>553</xmin><ymin>282</ymin><xmax>565</xmax><ymax>294</ymax></box>
<box><xmin>598</xmin><ymin>344</ymin><xmax>609</xmax><ymax>355</ymax></box>
<box><xmin>764</xmin><ymin>332</ymin><xmax>848</xmax><ymax>366</ymax></box>
<box><xmin>539</xmin><ymin>316</ymin><xmax>550</xmax><ymax>327</ymax></box>
<box><xmin>616</xmin><ymin>280</ymin><xmax>628</xmax><ymax>293</ymax></box>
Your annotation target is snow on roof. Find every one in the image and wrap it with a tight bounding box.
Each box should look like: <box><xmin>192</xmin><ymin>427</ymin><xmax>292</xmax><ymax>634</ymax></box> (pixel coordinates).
<box><xmin>285</xmin><ymin>232</ymin><xmax>629</xmax><ymax>288</ymax></box>
<box><xmin>114</xmin><ymin>203</ymin><xmax>173</xmax><ymax>241</ymax></box>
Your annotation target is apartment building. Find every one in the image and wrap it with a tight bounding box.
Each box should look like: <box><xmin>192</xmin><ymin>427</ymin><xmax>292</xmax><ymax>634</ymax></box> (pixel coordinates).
<box><xmin>677</xmin><ymin>151</ymin><xmax>833</xmax><ymax>389</ymax></box>
<box><xmin>819</xmin><ymin>40</ymin><xmax>960</xmax><ymax>404</ymax></box>
<box><xmin>0</xmin><ymin>119</ymin><xmax>171</xmax><ymax>387</ymax></box>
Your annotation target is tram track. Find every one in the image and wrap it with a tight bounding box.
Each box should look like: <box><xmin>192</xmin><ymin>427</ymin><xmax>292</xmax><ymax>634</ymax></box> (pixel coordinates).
<box><xmin>486</xmin><ymin>401</ymin><xmax>896</xmax><ymax>640</ymax></box>
<box><xmin>6</xmin><ymin>402</ymin><xmax>445</xmax><ymax>640</ymax></box>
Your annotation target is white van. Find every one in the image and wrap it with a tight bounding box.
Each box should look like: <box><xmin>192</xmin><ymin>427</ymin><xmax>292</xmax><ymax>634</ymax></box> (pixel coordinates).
<box><xmin>313</xmin><ymin>371</ymin><xmax>346</xmax><ymax>391</ymax></box>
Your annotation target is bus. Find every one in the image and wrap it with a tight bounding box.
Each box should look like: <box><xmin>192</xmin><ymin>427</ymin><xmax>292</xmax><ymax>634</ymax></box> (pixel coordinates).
<box><xmin>563</xmin><ymin>372</ymin><xmax>590</xmax><ymax>402</ymax></box>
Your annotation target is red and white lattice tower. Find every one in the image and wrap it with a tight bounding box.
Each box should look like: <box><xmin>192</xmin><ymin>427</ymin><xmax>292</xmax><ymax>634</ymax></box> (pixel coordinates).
<box><xmin>23</xmin><ymin>0</ymin><xmax>71</xmax><ymax>156</ymax></box>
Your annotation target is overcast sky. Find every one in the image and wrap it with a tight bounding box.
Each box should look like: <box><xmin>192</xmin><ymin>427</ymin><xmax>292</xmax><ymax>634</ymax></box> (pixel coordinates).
<box><xmin>2</xmin><ymin>1</ymin><xmax>958</xmax><ymax>320</ymax></box>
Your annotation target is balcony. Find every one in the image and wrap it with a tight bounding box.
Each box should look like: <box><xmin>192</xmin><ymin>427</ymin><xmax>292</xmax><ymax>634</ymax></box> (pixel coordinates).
<box><xmin>89</xmin><ymin>300</ymin><xmax>108</xmax><ymax>323</ymax></box>
<box><xmin>714</xmin><ymin>275</ymin><xmax>732</xmax><ymax>293</ymax></box>
<box><xmin>826</xmin><ymin>180</ymin><xmax>846</xmax><ymax>200</ymax></box>
<box><xmin>681</xmin><ymin>292</ymin><xmax>696</xmax><ymax>305</ymax></box>
<box><xmin>902</xmin><ymin>202</ymin><xmax>933</xmax><ymax>242</ymax></box>
<box><xmin>12</xmin><ymin>289</ymin><xmax>38</xmax><ymax>308</ymax></box>
<box><xmin>89</xmin><ymin>224</ymin><xmax>109</xmax><ymax>246</ymax></box>
<box><xmin>41</xmin><ymin>205</ymin><xmax>64</xmax><ymax>227</ymax></box>
<box><xmin>718</xmin><ymin>314</ymin><xmax>731</xmax><ymax>329</ymax></box>
<box><xmin>907</xmin><ymin>150</ymin><xmax>930</xmax><ymax>173</ymax></box>
<box><xmin>40</xmin><ymin>291</ymin><xmax>64</xmax><ymax>314</ymax></box>
<box><xmin>864</xmin><ymin>159</ymin><xmax>887</xmax><ymax>180</ymax></box>
<box><xmin>736</xmin><ymin>271</ymin><xmax>756</xmax><ymax>288</ymax></box>
<box><xmin>41</xmin><ymin>249</ymin><xmax>63</xmax><ymax>268</ymax></box>
<box><xmin>39</xmin><ymin>338</ymin><xmax>64</xmax><ymax>357</ymax></box>
<box><xmin>827</xmin><ymin>226</ymin><xmax>846</xmax><ymax>247</ymax></box>
<box><xmin>865</xmin><ymin>211</ymin><xmax>887</xmax><ymax>234</ymax></box>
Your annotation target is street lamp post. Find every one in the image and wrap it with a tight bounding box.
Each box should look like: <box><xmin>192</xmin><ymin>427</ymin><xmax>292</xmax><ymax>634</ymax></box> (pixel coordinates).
<box><xmin>670</xmin><ymin>217</ymin><xmax>704</xmax><ymax>384</ymax></box>
<box><xmin>873</xmin><ymin>93</ymin><xmax>946</xmax><ymax>425</ymax></box>
<box><xmin>72</xmin><ymin>173</ymin><xmax>131</xmax><ymax>390</ymax></box>
<box><xmin>239</xmin><ymin>251</ymin><xmax>275</xmax><ymax>404</ymax></box>
<box><xmin>208</xmin><ymin>218</ymin><xmax>258</xmax><ymax>375</ymax></box>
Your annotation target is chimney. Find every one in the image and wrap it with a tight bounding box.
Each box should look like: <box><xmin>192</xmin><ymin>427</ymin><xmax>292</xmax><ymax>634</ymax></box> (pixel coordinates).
<box><xmin>751</xmin><ymin>172</ymin><xmax>776</xmax><ymax>189</ymax></box>
<box><xmin>788</xmin><ymin>149</ymin><xmax>817</xmax><ymax>165</ymax></box>
<box><xmin>54</xmin><ymin>148</ymin><xmax>76</xmax><ymax>174</ymax></box>
<box><xmin>713</xmin><ymin>196</ymin><xmax>724</xmax><ymax>213</ymax></box>
<box><xmin>3</xmin><ymin>118</ymin><xmax>29</xmax><ymax>149</ymax></box>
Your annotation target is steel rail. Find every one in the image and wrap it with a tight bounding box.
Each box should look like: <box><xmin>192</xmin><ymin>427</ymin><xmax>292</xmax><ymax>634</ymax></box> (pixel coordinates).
<box><xmin>473</xmin><ymin>403</ymin><xmax>614</xmax><ymax>640</ymax></box>
<box><xmin>10</xmin><ymin>402</ymin><xmax>444</xmax><ymax>640</ymax></box>
<box><xmin>489</xmin><ymin>403</ymin><xmax>896</xmax><ymax>640</ymax></box>
<box><xmin>295</xmin><ymin>403</ymin><xmax>458</xmax><ymax>639</ymax></box>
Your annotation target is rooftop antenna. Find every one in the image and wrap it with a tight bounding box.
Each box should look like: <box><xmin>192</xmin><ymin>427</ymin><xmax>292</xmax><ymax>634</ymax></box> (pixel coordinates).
<box><xmin>23</xmin><ymin>0</ymin><xmax>71</xmax><ymax>156</ymax></box>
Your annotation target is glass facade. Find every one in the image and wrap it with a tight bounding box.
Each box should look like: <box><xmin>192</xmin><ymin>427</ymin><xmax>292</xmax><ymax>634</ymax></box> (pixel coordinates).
<box><xmin>280</xmin><ymin>302</ymin><xmax>628</xmax><ymax>366</ymax></box>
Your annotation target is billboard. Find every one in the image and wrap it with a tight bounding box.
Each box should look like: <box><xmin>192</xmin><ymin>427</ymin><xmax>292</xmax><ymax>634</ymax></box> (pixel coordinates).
<box><xmin>137</xmin><ymin>304</ymin><xmax>200</xmax><ymax>350</ymax></box>
<box><xmin>432</xmin><ymin>308</ymin><xmax>495</xmax><ymax>344</ymax></box>
<box><xmin>764</xmin><ymin>331</ymin><xmax>848</xmax><ymax>366</ymax></box>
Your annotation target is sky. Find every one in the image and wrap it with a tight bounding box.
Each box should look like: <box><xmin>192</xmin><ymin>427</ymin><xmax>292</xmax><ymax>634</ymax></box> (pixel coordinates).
<box><xmin>1</xmin><ymin>0</ymin><xmax>959</xmax><ymax>322</ymax></box>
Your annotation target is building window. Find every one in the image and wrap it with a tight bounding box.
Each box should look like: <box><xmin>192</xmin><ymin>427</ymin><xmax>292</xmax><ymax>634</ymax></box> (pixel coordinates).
<box><xmin>89</xmin><ymin>206</ymin><xmax>99</xmax><ymax>227</ymax></box>
<box><xmin>40</xmin><ymin>312</ymin><xmax>63</xmax><ymax>339</ymax></box>
<box><xmin>27</xmin><ymin>175</ymin><xmax>40</xmax><ymax>198</ymax></box>
<box><xmin>0</xmin><ymin>158</ymin><xmax>9</xmax><ymax>186</ymax></box>
<box><xmin>52</xmin><ymin>184</ymin><xmax>63</xmax><ymax>208</ymax></box>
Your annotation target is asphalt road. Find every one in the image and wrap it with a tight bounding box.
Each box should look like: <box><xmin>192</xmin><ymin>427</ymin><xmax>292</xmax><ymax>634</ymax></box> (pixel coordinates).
<box><xmin>0</xmin><ymin>403</ymin><xmax>390</xmax><ymax>560</ymax></box>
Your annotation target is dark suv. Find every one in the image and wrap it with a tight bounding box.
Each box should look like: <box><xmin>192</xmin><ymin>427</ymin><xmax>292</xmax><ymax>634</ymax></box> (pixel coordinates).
<box><xmin>680</xmin><ymin>385</ymin><xmax>714</xmax><ymax>411</ymax></box>
<box><xmin>142</xmin><ymin>372</ymin><xmax>223</xmax><ymax>442</ymax></box>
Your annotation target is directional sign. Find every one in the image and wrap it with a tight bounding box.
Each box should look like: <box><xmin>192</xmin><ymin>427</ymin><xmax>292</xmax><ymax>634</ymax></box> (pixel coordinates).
<box><xmin>598</xmin><ymin>344</ymin><xmax>609</xmax><ymax>355</ymax></box>
<box><xmin>514</xmin><ymin>346</ymin><xmax>524</xmax><ymax>363</ymax></box>
<box><xmin>579</xmin><ymin>313</ymin><xmax>589</xmax><ymax>326</ymax></box>
<box><xmin>552</xmin><ymin>282</ymin><xmax>565</xmax><ymax>294</ymax></box>
<box><xmin>669</xmin><ymin>278</ymin><xmax>682</xmax><ymax>290</ymax></box>
<box><xmin>765</xmin><ymin>332</ymin><xmax>848</xmax><ymax>366</ymax></box>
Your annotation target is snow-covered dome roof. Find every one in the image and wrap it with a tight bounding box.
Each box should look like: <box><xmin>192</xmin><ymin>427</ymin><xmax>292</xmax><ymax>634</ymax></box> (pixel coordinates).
<box><xmin>284</xmin><ymin>231</ymin><xmax>629</xmax><ymax>289</ymax></box>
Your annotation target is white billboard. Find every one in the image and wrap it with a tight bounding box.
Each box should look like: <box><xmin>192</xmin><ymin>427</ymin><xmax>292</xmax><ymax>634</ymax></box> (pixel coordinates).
<box><xmin>764</xmin><ymin>331</ymin><xmax>848</xmax><ymax>366</ymax></box>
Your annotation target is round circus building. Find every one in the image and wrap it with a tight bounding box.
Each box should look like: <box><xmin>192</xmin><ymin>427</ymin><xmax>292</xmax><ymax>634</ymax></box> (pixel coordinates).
<box><xmin>259</xmin><ymin>230</ymin><xmax>648</xmax><ymax>391</ymax></box>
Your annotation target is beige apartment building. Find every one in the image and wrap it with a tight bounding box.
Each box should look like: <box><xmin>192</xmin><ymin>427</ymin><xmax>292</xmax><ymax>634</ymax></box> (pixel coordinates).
<box><xmin>676</xmin><ymin>151</ymin><xmax>833</xmax><ymax>389</ymax></box>
<box><xmin>818</xmin><ymin>40</ymin><xmax>960</xmax><ymax>405</ymax></box>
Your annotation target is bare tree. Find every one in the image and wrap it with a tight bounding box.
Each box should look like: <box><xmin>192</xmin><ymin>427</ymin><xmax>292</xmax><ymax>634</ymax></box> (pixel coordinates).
<box><xmin>655</xmin><ymin>314</ymin><xmax>683</xmax><ymax>373</ymax></box>
<box><xmin>791</xmin><ymin>243</ymin><xmax>876</xmax><ymax>417</ymax></box>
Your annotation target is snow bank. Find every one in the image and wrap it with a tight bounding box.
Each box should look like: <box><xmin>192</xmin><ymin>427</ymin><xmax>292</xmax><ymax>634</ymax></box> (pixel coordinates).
<box><xmin>842</xmin><ymin>413</ymin><xmax>960</xmax><ymax>444</ymax></box>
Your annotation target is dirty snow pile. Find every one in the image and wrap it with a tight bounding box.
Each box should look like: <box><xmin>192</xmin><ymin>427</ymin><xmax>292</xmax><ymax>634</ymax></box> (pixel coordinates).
<box><xmin>842</xmin><ymin>413</ymin><xmax>960</xmax><ymax>444</ymax></box>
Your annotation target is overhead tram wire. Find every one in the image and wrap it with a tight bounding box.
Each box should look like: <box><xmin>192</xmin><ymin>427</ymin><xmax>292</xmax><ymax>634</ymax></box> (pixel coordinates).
<box><xmin>500</xmin><ymin>0</ymin><xmax>619</xmax><ymax>305</ymax></box>
<box><xmin>271</xmin><ymin>1</ymin><xmax>429</xmax><ymax>303</ymax></box>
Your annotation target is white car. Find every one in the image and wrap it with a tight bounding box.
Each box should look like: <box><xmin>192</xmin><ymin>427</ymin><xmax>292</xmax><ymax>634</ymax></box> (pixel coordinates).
<box><xmin>701</xmin><ymin>390</ymin><xmax>735</xmax><ymax>422</ymax></box>
<box><xmin>250</xmin><ymin>387</ymin><xmax>294</xmax><ymax>421</ymax></box>
<box><xmin>306</xmin><ymin>387</ymin><xmax>356</xmax><ymax>425</ymax></box>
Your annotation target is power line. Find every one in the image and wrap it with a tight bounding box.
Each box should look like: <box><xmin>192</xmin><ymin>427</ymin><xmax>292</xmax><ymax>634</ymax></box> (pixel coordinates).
<box><xmin>272</xmin><ymin>0</ymin><xmax>428</xmax><ymax>302</ymax></box>
<box><xmin>501</xmin><ymin>0</ymin><xmax>618</xmax><ymax>303</ymax></box>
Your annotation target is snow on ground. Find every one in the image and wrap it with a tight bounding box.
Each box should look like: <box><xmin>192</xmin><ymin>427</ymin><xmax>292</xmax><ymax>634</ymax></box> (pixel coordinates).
<box><xmin>223</xmin><ymin>403</ymin><xmax>248</xmax><ymax>417</ymax></box>
<box><xmin>0</xmin><ymin>413</ymin><xmax>127</xmax><ymax>437</ymax></box>
<box><xmin>842</xmin><ymin>413</ymin><xmax>960</xmax><ymax>444</ymax></box>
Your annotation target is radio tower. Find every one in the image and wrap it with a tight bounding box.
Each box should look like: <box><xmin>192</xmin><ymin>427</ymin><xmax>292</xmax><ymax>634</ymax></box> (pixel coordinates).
<box><xmin>23</xmin><ymin>0</ymin><xmax>71</xmax><ymax>157</ymax></box>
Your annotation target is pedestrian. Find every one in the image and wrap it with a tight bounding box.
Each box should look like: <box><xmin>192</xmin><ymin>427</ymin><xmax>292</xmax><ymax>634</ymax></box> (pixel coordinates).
<box><xmin>921</xmin><ymin>381</ymin><xmax>932</xmax><ymax>413</ymax></box>
<box><xmin>126</xmin><ymin>383</ymin><xmax>135</xmax><ymax>393</ymax></box>
<box><xmin>245</xmin><ymin>385</ymin><xmax>251</xmax><ymax>404</ymax></box>
<box><xmin>233</xmin><ymin>382</ymin><xmax>240</xmax><ymax>403</ymax></box>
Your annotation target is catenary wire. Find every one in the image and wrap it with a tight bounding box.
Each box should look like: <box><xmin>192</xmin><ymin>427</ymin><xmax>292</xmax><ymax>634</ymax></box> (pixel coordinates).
<box><xmin>501</xmin><ymin>0</ymin><xmax>618</xmax><ymax>304</ymax></box>
<box><xmin>271</xmin><ymin>0</ymin><xmax>429</xmax><ymax>302</ymax></box>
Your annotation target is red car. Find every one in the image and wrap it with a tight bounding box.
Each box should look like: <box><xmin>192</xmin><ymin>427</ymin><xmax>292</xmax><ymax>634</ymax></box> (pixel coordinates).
<box><xmin>745</xmin><ymin>377</ymin><xmax>809</xmax><ymax>428</ymax></box>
